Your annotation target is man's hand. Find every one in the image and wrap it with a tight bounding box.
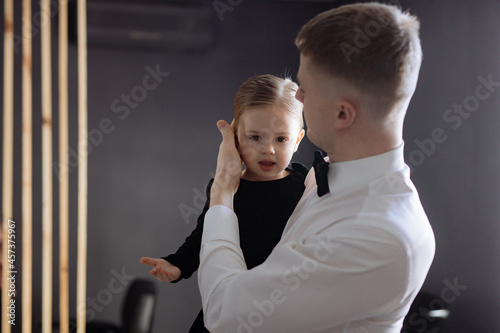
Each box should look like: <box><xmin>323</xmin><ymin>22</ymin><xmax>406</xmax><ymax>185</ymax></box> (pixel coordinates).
<box><xmin>140</xmin><ymin>257</ymin><xmax>181</xmax><ymax>282</ymax></box>
<box><xmin>210</xmin><ymin>120</ymin><xmax>242</xmax><ymax>210</ymax></box>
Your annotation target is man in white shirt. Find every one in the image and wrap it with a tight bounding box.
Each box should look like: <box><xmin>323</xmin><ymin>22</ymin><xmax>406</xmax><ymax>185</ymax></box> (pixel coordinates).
<box><xmin>199</xmin><ymin>3</ymin><xmax>435</xmax><ymax>332</ymax></box>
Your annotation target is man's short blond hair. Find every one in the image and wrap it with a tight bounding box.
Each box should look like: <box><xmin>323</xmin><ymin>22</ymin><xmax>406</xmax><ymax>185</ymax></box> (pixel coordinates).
<box><xmin>295</xmin><ymin>2</ymin><xmax>422</xmax><ymax>117</ymax></box>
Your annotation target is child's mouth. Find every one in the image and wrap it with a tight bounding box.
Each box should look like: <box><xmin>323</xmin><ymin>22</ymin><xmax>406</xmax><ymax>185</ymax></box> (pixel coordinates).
<box><xmin>259</xmin><ymin>160</ymin><xmax>276</xmax><ymax>171</ymax></box>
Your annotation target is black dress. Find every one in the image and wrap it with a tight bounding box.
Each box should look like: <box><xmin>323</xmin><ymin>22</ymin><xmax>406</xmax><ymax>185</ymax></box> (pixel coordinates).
<box><xmin>163</xmin><ymin>163</ymin><xmax>308</xmax><ymax>332</ymax></box>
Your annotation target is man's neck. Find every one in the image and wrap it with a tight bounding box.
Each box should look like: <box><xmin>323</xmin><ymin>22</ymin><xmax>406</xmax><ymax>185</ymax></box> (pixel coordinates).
<box><xmin>326</xmin><ymin>124</ymin><xmax>403</xmax><ymax>163</ymax></box>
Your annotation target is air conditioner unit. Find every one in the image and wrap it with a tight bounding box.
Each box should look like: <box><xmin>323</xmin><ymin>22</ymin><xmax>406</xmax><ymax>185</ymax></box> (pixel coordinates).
<box><xmin>69</xmin><ymin>0</ymin><xmax>215</xmax><ymax>51</ymax></box>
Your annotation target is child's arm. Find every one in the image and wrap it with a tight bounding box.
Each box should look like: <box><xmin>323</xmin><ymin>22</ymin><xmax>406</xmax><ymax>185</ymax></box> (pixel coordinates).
<box><xmin>163</xmin><ymin>179</ymin><xmax>213</xmax><ymax>281</ymax></box>
<box><xmin>141</xmin><ymin>179</ymin><xmax>213</xmax><ymax>282</ymax></box>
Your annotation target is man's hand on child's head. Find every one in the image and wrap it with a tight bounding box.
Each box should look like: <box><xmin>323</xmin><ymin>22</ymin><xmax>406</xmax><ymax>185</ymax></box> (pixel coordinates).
<box><xmin>140</xmin><ymin>257</ymin><xmax>181</xmax><ymax>282</ymax></box>
<box><xmin>210</xmin><ymin>120</ymin><xmax>242</xmax><ymax>210</ymax></box>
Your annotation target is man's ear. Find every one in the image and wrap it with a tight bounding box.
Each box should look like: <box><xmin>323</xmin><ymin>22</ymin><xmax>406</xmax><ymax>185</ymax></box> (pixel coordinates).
<box><xmin>335</xmin><ymin>100</ymin><xmax>357</xmax><ymax>129</ymax></box>
<box><xmin>294</xmin><ymin>129</ymin><xmax>306</xmax><ymax>152</ymax></box>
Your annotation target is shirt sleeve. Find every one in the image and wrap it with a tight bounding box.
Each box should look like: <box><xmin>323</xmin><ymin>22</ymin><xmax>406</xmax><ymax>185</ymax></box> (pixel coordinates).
<box><xmin>198</xmin><ymin>205</ymin><xmax>410</xmax><ymax>333</ymax></box>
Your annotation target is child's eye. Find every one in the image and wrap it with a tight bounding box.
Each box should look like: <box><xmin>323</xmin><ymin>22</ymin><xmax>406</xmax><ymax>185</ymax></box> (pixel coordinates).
<box><xmin>276</xmin><ymin>137</ymin><xmax>288</xmax><ymax>143</ymax></box>
<box><xmin>250</xmin><ymin>135</ymin><xmax>261</xmax><ymax>141</ymax></box>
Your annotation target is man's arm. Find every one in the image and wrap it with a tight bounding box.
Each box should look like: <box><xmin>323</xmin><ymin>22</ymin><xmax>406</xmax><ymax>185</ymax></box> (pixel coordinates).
<box><xmin>209</xmin><ymin>120</ymin><xmax>242</xmax><ymax>209</ymax></box>
<box><xmin>199</xmin><ymin>209</ymin><xmax>410</xmax><ymax>333</ymax></box>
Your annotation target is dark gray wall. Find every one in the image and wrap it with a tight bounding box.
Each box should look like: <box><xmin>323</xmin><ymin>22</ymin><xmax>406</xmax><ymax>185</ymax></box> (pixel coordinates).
<box><xmin>2</xmin><ymin>0</ymin><xmax>499</xmax><ymax>332</ymax></box>
<box><xmin>403</xmin><ymin>1</ymin><xmax>500</xmax><ymax>332</ymax></box>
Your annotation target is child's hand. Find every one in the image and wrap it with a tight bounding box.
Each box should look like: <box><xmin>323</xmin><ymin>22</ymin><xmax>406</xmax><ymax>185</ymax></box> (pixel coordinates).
<box><xmin>140</xmin><ymin>257</ymin><xmax>181</xmax><ymax>282</ymax></box>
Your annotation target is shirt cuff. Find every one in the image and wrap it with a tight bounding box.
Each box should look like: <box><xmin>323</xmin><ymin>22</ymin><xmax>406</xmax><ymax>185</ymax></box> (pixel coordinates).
<box><xmin>202</xmin><ymin>205</ymin><xmax>240</xmax><ymax>245</ymax></box>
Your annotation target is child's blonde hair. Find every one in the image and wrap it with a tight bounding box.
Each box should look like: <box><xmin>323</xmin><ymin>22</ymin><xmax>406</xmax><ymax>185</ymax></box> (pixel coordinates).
<box><xmin>295</xmin><ymin>2</ymin><xmax>422</xmax><ymax>117</ymax></box>
<box><xmin>233</xmin><ymin>74</ymin><xmax>303</xmax><ymax>132</ymax></box>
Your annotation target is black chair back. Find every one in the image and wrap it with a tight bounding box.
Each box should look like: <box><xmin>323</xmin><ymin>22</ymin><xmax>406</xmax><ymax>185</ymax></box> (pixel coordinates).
<box><xmin>121</xmin><ymin>279</ymin><xmax>157</xmax><ymax>333</ymax></box>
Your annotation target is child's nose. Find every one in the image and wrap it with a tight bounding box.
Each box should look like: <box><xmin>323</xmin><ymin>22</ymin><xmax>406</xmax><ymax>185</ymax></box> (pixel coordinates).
<box><xmin>261</xmin><ymin>142</ymin><xmax>275</xmax><ymax>155</ymax></box>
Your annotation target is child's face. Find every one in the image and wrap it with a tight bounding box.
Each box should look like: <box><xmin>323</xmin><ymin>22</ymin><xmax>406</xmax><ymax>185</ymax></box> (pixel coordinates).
<box><xmin>237</xmin><ymin>106</ymin><xmax>304</xmax><ymax>181</ymax></box>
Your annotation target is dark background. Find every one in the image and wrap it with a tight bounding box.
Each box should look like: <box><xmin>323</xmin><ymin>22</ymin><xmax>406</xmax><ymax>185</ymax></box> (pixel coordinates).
<box><xmin>1</xmin><ymin>0</ymin><xmax>499</xmax><ymax>332</ymax></box>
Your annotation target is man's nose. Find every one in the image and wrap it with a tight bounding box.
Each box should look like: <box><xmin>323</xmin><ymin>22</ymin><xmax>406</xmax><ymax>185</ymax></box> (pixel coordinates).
<box><xmin>295</xmin><ymin>88</ymin><xmax>304</xmax><ymax>103</ymax></box>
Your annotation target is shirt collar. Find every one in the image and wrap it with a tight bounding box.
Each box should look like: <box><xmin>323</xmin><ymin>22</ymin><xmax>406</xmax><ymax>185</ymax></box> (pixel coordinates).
<box><xmin>325</xmin><ymin>142</ymin><xmax>407</xmax><ymax>194</ymax></box>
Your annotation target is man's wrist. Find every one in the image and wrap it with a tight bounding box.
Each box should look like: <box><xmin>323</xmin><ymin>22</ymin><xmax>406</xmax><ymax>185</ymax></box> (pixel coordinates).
<box><xmin>210</xmin><ymin>176</ymin><xmax>237</xmax><ymax>210</ymax></box>
<box><xmin>209</xmin><ymin>191</ymin><xmax>234</xmax><ymax>210</ymax></box>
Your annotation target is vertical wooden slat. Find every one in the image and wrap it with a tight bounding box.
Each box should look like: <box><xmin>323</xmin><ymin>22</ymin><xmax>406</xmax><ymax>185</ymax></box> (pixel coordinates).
<box><xmin>22</xmin><ymin>0</ymin><xmax>33</xmax><ymax>331</ymax></box>
<box><xmin>76</xmin><ymin>0</ymin><xmax>88</xmax><ymax>332</ymax></box>
<box><xmin>3</xmin><ymin>1</ymin><xmax>90</xmax><ymax>331</ymax></box>
<box><xmin>41</xmin><ymin>0</ymin><xmax>53</xmax><ymax>332</ymax></box>
<box><xmin>59</xmin><ymin>0</ymin><xmax>70</xmax><ymax>332</ymax></box>
<box><xmin>2</xmin><ymin>0</ymin><xmax>14</xmax><ymax>332</ymax></box>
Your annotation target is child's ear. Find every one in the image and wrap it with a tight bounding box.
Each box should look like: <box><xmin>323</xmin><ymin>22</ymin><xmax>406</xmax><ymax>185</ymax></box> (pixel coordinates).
<box><xmin>294</xmin><ymin>129</ymin><xmax>305</xmax><ymax>152</ymax></box>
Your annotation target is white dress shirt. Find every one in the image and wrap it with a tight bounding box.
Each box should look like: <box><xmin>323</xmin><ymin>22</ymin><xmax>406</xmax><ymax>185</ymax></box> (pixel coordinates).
<box><xmin>198</xmin><ymin>144</ymin><xmax>435</xmax><ymax>333</ymax></box>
